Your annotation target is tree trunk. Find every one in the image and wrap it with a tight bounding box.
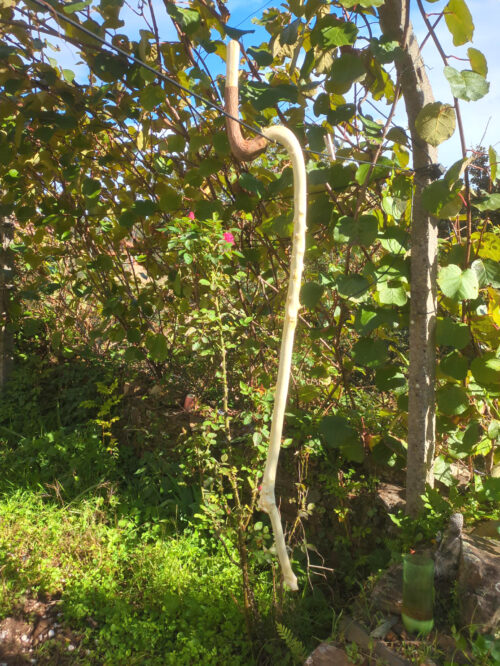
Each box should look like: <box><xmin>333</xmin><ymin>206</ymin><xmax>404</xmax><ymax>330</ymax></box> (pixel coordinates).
<box><xmin>0</xmin><ymin>218</ymin><xmax>14</xmax><ymax>391</ymax></box>
<box><xmin>379</xmin><ymin>0</ymin><xmax>438</xmax><ymax>517</ymax></box>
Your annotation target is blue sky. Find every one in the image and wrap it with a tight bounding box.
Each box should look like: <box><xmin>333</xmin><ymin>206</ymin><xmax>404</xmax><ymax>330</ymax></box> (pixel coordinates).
<box><xmin>45</xmin><ymin>0</ymin><xmax>498</xmax><ymax>167</ymax></box>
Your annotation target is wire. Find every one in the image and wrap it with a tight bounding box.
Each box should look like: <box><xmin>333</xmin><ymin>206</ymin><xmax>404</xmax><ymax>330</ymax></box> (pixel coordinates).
<box><xmin>235</xmin><ymin>0</ymin><xmax>275</xmax><ymax>28</ymax></box>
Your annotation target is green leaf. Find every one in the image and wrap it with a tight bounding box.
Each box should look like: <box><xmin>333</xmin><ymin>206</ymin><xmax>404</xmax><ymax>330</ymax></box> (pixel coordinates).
<box><xmin>472</xmin><ymin>193</ymin><xmax>500</xmax><ymax>212</ymax></box>
<box><xmin>62</xmin><ymin>68</ymin><xmax>75</xmax><ymax>82</ymax></box>
<box><xmin>434</xmin><ymin>456</ymin><xmax>455</xmax><ymax>487</ymax></box>
<box><xmin>437</xmin><ymin>385</ymin><xmax>469</xmax><ymax>415</ymax></box>
<box><xmin>468</xmin><ymin>47</ymin><xmax>487</xmax><ymax>77</ymax></box>
<box><xmin>353</xmin><ymin>308</ymin><xmax>398</xmax><ymax>335</ymax></box>
<box><xmin>319</xmin><ymin>415</ymin><xmax>364</xmax><ymax>462</ymax></box>
<box><xmin>438</xmin><ymin>264</ymin><xmax>479</xmax><ymax>300</ymax></box>
<box><xmin>352</xmin><ymin>337</ymin><xmax>388</xmax><ymax>367</ymax></box>
<box><xmin>301</xmin><ymin>282</ymin><xmax>324</xmax><ymax>308</ymax></box>
<box><xmin>375</xmin><ymin>365</ymin><xmax>406</xmax><ymax>391</ymax></box>
<box><xmin>336</xmin><ymin>274</ymin><xmax>370</xmax><ymax>300</ymax></box>
<box><xmin>280</xmin><ymin>18</ymin><xmax>301</xmax><ymax>45</ymax></box>
<box><xmin>445</xmin><ymin>0</ymin><xmax>474</xmax><ymax>46</ymax></box>
<box><xmin>377</xmin><ymin>279</ymin><xmax>408</xmax><ymax>307</ymax></box>
<box><xmin>334</xmin><ymin>214</ymin><xmax>378</xmax><ymax>246</ymax></box>
<box><xmin>444</xmin><ymin>67</ymin><xmax>489</xmax><ymax>101</ymax></box>
<box><xmin>331</xmin><ymin>53</ymin><xmax>365</xmax><ymax>85</ymax></box>
<box><xmin>355</xmin><ymin>159</ymin><xmax>392</xmax><ymax>185</ymax></box>
<box><xmin>247</xmin><ymin>46</ymin><xmax>273</xmax><ymax>67</ymax></box>
<box><xmin>470</xmin><ymin>354</ymin><xmax>500</xmax><ymax>387</ymax></box>
<box><xmin>145</xmin><ymin>333</ymin><xmax>169</xmax><ymax>363</ymax></box>
<box><xmin>246</xmin><ymin>82</ymin><xmax>298</xmax><ymax>111</ymax></box>
<box><xmin>436</xmin><ymin>318</ymin><xmax>471</xmax><ymax>349</ymax></box>
<box><xmin>139</xmin><ymin>85</ymin><xmax>166</xmax><ymax>111</ymax></box>
<box><xmin>487</xmin><ymin>421</ymin><xmax>499</xmax><ymax>440</ymax></box>
<box><xmin>63</xmin><ymin>0</ymin><xmax>91</xmax><ymax>13</ymax></box>
<box><xmin>311</xmin><ymin>16</ymin><xmax>358</xmax><ymax>49</ymax></box>
<box><xmin>421</xmin><ymin>180</ymin><xmax>462</xmax><ymax>218</ymax></box>
<box><xmin>415</xmin><ymin>102</ymin><xmax>456</xmax><ymax>147</ymax></box>
<box><xmin>166</xmin><ymin>5</ymin><xmax>201</xmax><ymax>34</ymax></box>
<box><xmin>463</xmin><ymin>420</ymin><xmax>482</xmax><ymax>449</ymax></box>
<box><xmin>444</xmin><ymin>157</ymin><xmax>471</xmax><ymax>186</ymax></box>
<box><xmin>370</xmin><ymin>37</ymin><xmax>400</xmax><ymax>64</ymax></box>
<box><xmin>82</xmin><ymin>178</ymin><xmax>101</xmax><ymax>199</ymax></box>
<box><xmin>339</xmin><ymin>0</ymin><xmax>384</xmax><ymax>6</ymax></box>
<box><xmin>239</xmin><ymin>172</ymin><xmax>265</xmax><ymax>198</ymax></box>
<box><xmin>222</xmin><ymin>25</ymin><xmax>255</xmax><ymax>40</ymax></box>
<box><xmin>328</xmin><ymin>103</ymin><xmax>356</xmax><ymax>125</ymax></box>
<box><xmin>440</xmin><ymin>351</ymin><xmax>469</xmax><ymax>381</ymax></box>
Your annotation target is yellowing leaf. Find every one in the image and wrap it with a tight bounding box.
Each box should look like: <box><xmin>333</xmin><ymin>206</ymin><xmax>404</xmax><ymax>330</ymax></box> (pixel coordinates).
<box><xmin>415</xmin><ymin>102</ymin><xmax>456</xmax><ymax>147</ymax></box>
<box><xmin>445</xmin><ymin>0</ymin><xmax>474</xmax><ymax>46</ymax></box>
<box><xmin>478</xmin><ymin>233</ymin><xmax>500</xmax><ymax>262</ymax></box>
<box><xmin>468</xmin><ymin>47</ymin><xmax>487</xmax><ymax>77</ymax></box>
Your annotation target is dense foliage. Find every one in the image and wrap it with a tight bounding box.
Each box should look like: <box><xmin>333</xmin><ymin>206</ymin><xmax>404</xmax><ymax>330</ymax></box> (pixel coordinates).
<box><xmin>0</xmin><ymin>0</ymin><xmax>498</xmax><ymax>662</ymax></box>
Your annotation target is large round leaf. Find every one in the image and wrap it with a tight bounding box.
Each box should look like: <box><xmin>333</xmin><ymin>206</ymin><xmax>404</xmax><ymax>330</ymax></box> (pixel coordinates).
<box><xmin>444</xmin><ymin>67</ymin><xmax>489</xmax><ymax>101</ymax></box>
<box><xmin>440</xmin><ymin>351</ymin><xmax>469</xmax><ymax>381</ymax></box>
<box><xmin>336</xmin><ymin>274</ymin><xmax>370</xmax><ymax>300</ymax></box>
<box><xmin>471</xmin><ymin>354</ymin><xmax>500</xmax><ymax>387</ymax></box>
<box><xmin>334</xmin><ymin>214</ymin><xmax>378</xmax><ymax>246</ymax></box>
<box><xmin>415</xmin><ymin>102</ymin><xmax>456</xmax><ymax>147</ymax></box>
<box><xmin>352</xmin><ymin>338</ymin><xmax>388</xmax><ymax>367</ymax></box>
<box><xmin>319</xmin><ymin>415</ymin><xmax>364</xmax><ymax>462</ymax></box>
<box><xmin>437</xmin><ymin>385</ymin><xmax>470</xmax><ymax>415</ymax></box>
<box><xmin>438</xmin><ymin>264</ymin><xmax>479</xmax><ymax>301</ymax></box>
<box><xmin>145</xmin><ymin>333</ymin><xmax>169</xmax><ymax>362</ymax></box>
<box><xmin>436</xmin><ymin>318</ymin><xmax>471</xmax><ymax>349</ymax></box>
<box><xmin>301</xmin><ymin>282</ymin><xmax>324</xmax><ymax>308</ymax></box>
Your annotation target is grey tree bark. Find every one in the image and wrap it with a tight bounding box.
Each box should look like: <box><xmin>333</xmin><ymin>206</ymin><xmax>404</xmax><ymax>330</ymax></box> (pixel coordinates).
<box><xmin>0</xmin><ymin>217</ymin><xmax>14</xmax><ymax>391</ymax></box>
<box><xmin>379</xmin><ymin>0</ymin><xmax>438</xmax><ymax>517</ymax></box>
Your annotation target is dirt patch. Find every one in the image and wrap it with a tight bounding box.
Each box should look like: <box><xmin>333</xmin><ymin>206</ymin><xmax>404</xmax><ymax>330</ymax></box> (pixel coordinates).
<box><xmin>0</xmin><ymin>597</ymin><xmax>80</xmax><ymax>665</ymax></box>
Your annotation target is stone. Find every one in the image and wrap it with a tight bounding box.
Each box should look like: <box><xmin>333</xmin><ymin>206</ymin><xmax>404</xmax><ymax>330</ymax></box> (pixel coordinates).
<box><xmin>435</xmin><ymin>513</ymin><xmax>463</xmax><ymax>581</ymax></box>
<box><xmin>304</xmin><ymin>643</ymin><xmax>356</xmax><ymax>665</ymax></box>
<box><xmin>458</xmin><ymin>534</ymin><xmax>500</xmax><ymax>634</ymax></box>
<box><xmin>376</xmin><ymin>483</ymin><xmax>406</xmax><ymax>513</ymax></box>
<box><xmin>371</xmin><ymin>563</ymin><xmax>403</xmax><ymax>615</ymax></box>
<box><xmin>471</xmin><ymin>520</ymin><xmax>500</xmax><ymax>540</ymax></box>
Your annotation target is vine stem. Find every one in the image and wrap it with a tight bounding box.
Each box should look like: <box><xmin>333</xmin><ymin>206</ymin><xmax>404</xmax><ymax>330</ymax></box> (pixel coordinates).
<box><xmin>415</xmin><ymin>0</ymin><xmax>473</xmax><ymax>265</ymax></box>
<box><xmin>214</xmin><ymin>295</ymin><xmax>231</xmax><ymax>440</ymax></box>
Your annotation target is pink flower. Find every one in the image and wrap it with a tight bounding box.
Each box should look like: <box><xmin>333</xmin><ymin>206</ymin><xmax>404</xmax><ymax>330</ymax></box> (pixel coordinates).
<box><xmin>188</xmin><ymin>211</ymin><xmax>195</xmax><ymax>220</ymax></box>
<box><xmin>223</xmin><ymin>231</ymin><xmax>235</xmax><ymax>245</ymax></box>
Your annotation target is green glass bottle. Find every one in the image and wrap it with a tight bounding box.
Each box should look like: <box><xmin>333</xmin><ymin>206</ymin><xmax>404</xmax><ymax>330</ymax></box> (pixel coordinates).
<box><xmin>401</xmin><ymin>553</ymin><xmax>434</xmax><ymax>635</ymax></box>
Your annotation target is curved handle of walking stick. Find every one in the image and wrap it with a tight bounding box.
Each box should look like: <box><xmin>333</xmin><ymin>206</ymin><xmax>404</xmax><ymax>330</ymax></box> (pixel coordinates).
<box><xmin>225</xmin><ymin>40</ymin><xmax>307</xmax><ymax>591</ymax></box>
<box><xmin>225</xmin><ymin>40</ymin><xmax>268</xmax><ymax>161</ymax></box>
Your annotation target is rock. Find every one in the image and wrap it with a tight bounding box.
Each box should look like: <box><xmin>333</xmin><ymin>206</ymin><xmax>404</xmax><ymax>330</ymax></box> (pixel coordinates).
<box><xmin>304</xmin><ymin>643</ymin><xmax>356</xmax><ymax>665</ymax></box>
<box><xmin>435</xmin><ymin>513</ymin><xmax>463</xmax><ymax>581</ymax></box>
<box><xmin>371</xmin><ymin>563</ymin><xmax>404</xmax><ymax>615</ymax></box>
<box><xmin>458</xmin><ymin>534</ymin><xmax>500</xmax><ymax>634</ymax></box>
<box><xmin>471</xmin><ymin>520</ymin><xmax>500</xmax><ymax>540</ymax></box>
<box><xmin>376</xmin><ymin>483</ymin><xmax>405</xmax><ymax>514</ymax></box>
<box><xmin>370</xmin><ymin>615</ymin><xmax>399</xmax><ymax>639</ymax></box>
<box><xmin>340</xmin><ymin>616</ymin><xmax>411</xmax><ymax>666</ymax></box>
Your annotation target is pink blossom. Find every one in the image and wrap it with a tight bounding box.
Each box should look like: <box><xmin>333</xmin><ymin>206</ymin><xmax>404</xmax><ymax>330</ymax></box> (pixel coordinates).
<box><xmin>188</xmin><ymin>211</ymin><xmax>195</xmax><ymax>220</ymax></box>
<box><xmin>223</xmin><ymin>231</ymin><xmax>235</xmax><ymax>245</ymax></box>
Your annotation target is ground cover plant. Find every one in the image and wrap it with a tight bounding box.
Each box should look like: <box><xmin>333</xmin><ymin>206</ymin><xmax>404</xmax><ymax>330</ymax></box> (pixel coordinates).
<box><xmin>0</xmin><ymin>0</ymin><xmax>499</xmax><ymax>663</ymax></box>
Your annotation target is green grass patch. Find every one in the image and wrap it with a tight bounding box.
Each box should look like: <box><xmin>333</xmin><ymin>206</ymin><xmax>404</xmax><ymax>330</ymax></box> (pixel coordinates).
<box><xmin>0</xmin><ymin>490</ymin><xmax>268</xmax><ymax>665</ymax></box>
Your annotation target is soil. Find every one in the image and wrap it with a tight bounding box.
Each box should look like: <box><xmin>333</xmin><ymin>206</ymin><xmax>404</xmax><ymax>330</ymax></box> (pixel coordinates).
<box><xmin>0</xmin><ymin>597</ymin><xmax>80</xmax><ymax>665</ymax></box>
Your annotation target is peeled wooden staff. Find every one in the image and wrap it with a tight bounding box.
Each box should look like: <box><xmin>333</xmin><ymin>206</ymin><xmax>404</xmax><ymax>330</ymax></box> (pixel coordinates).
<box><xmin>225</xmin><ymin>40</ymin><xmax>307</xmax><ymax>591</ymax></box>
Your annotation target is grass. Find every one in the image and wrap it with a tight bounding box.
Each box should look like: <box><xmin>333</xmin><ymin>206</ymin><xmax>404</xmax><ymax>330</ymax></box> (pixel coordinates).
<box><xmin>0</xmin><ymin>489</ymin><xmax>270</xmax><ymax>665</ymax></box>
